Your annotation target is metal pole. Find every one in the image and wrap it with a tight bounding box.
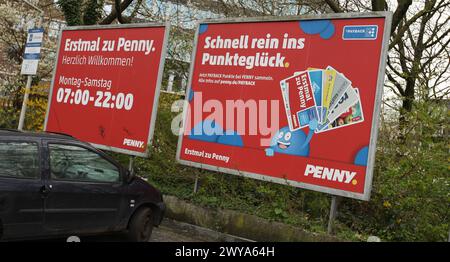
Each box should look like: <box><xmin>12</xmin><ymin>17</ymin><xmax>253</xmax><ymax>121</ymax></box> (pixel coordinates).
<box><xmin>18</xmin><ymin>76</ymin><xmax>33</xmax><ymax>130</ymax></box>
<box><xmin>128</xmin><ymin>156</ymin><xmax>134</xmax><ymax>173</ymax></box>
<box><xmin>167</xmin><ymin>72</ymin><xmax>175</xmax><ymax>92</ymax></box>
<box><xmin>18</xmin><ymin>1</ymin><xmax>44</xmax><ymax>131</ymax></box>
<box><xmin>193</xmin><ymin>174</ymin><xmax>199</xmax><ymax>193</ymax></box>
<box><xmin>327</xmin><ymin>195</ymin><xmax>341</xmax><ymax>234</ymax></box>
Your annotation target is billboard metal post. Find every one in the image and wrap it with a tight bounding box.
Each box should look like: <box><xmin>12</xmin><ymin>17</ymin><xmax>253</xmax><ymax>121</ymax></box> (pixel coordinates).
<box><xmin>18</xmin><ymin>76</ymin><xmax>33</xmax><ymax>130</ymax></box>
<box><xmin>128</xmin><ymin>156</ymin><xmax>135</xmax><ymax>174</ymax></box>
<box><xmin>327</xmin><ymin>195</ymin><xmax>342</xmax><ymax>234</ymax></box>
<box><xmin>193</xmin><ymin>174</ymin><xmax>200</xmax><ymax>194</ymax></box>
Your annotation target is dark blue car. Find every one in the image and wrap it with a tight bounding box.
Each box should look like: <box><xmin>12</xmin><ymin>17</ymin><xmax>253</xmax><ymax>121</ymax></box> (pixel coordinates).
<box><xmin>0</xmin><ymin>129</ymin><xmax>165</xmax><ymax>241</ymax></box>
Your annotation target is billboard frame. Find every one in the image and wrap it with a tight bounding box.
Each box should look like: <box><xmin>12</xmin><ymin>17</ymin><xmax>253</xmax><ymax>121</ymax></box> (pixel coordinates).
<box><xmin>44</xmin><ymin>22</ymin><xmax>170</xmax><ymax>158</ymax></box>
<box><xmin>176</xmin><ymin>12</ymin><xmax>392</xmax><ymax>201</ymax></box>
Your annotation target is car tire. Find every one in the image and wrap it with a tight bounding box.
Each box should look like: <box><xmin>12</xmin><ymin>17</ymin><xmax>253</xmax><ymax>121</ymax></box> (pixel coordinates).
<box><xmin>128</xmin><ymin>207</ymin><xmax>154</xmax><ymax>242</ymax></box>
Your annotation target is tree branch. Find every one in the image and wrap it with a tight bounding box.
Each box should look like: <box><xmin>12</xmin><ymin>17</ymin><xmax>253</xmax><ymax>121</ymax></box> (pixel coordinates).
<box><xmin>324</xmin><ymin>0</ymin><xmax>342</xmax><ymax>13</ymax></box>
<box><xmin>99</xmin><ymin>0</ymin><xmax>134</xmax><ymax>25</ymax></box>
<box><xmin>387</xmin><ymin>56</ymin><xmax>405</xmax><ymax>78</ymax></box>
<box><xmin>386</xmin><ymin>70</ymin><xmax>405</xmax><ymax>96</ymax></box>
<box><xmin>389</xmin><ymin>8</ymin><xmax>430</xmax><ymax>50</ymax></box>
<box><xmin>391</xmin><ymin>0</ymin><xmax>413</xmax><ymax>34</ymax></box>
<box><xmin>115</xmin><ymin>0</ymin><xmax>130</xmax><ymax>23</ymax></box>
<box><xmin>371</xmin><ymin>0</ymin><xmax>387</xmax><ymax>11</ymax></box>
<box><xmin>424</xmin><ymin>27</ymin><xmax>450</xmax><ymax>49</ymax></box>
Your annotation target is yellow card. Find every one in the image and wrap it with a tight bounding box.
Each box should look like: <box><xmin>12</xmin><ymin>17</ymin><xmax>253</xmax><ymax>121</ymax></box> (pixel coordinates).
<box><xmin>322</xmin><ymin>69</ymin><xmax>336</xmax><ymax>114</ymax></box>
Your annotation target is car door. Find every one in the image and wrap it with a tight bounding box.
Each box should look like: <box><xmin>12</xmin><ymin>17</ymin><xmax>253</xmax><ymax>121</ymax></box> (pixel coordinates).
<box><xmin>42</xmin><ymin>141</ymin><xmax>126</xmax><ymax>236</ymax></box>
<box><xmin>0</xmin><ymin>138</ymin><xmax>45</xmax><ymax>240</ymax></box>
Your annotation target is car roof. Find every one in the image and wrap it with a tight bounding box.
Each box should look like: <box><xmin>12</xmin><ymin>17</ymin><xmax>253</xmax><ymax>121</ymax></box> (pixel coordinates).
<box><xmin>0</xmin><ymin>129</ymin><xmax>78</xmax><ymax>141</ymax></box>
<box><xmin>0</xmin><ymin>129</ymin><xmax>123</xmax><ymax>167</ymax></box>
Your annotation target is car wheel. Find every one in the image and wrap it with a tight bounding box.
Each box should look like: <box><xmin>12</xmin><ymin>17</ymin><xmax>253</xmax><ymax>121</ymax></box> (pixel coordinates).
<box><xmin>128</xmin><ymin>207</ymin><xmax>154</xmax><ymax>242</ymax></box>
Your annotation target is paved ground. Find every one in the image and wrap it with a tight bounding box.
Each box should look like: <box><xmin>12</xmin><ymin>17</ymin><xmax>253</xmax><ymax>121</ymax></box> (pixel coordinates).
<box><xmin>150</xmin><ymin>218</ymin><xmax>252</xmax><ymax>242</ymax></box>
<box><xmin>55</xmin><ymin>218</ymin><xmax>252</xmax><ymax>242</ymax></box>
<box><xmin>151</xmin><ymin>225</ymin><xmax>203</xmax><ymax>242</ymax></box>
<box><xmin>149</xmin><ymin>219</ymin><xmax>218</xmax><ymax>242</ymax></box>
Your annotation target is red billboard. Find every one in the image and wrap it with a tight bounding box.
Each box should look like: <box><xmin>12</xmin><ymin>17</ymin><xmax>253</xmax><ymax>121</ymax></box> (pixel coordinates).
<box><xmin>177</xmin><ymin>13</ymin><xmax>392</xmax><ymax>200</ymax></box>
<box><xmin>45</xmin><ymin>24</ymin><xmax>169</xmax><ymax>157</ymax></box>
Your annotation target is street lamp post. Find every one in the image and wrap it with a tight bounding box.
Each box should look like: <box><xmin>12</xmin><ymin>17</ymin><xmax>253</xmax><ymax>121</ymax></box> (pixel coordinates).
<box><xmin>17</xmin><ymin>0</ymin><xmax>44</xmax><ymax>131</ymax></box>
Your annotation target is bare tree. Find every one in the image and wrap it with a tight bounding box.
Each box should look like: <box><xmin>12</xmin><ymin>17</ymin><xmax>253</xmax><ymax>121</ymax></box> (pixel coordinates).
<box><xmin>385</xmin><ymin>1</ymin><xmax>449</xmax><ymax>127</ymax></box>
<box><xmin>323</xmin><ymin>1</ymin><xmax>449</xmax><ymax>131</ymax></box>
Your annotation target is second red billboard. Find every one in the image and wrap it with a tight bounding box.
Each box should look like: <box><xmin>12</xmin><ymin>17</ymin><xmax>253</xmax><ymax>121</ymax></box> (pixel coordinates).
<box><xmin>177</xmin><ymin>13</ymin><xmax>392</xmax><ymax>200</ymax></box>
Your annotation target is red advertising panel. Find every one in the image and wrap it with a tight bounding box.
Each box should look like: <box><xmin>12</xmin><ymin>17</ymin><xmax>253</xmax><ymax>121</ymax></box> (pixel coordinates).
<box><xmin>45</xmin><ymin>24</ymin><xmax>169</xmax><ymax>157</ymax></box>
<box><xmin>177</xmin><ymin>13</ymin><xmax>392</xmax><ymax>200</ymax></box>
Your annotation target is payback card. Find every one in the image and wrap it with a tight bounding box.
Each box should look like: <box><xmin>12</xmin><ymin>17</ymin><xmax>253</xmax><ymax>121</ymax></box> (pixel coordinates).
<box><xmin>316</xmin><ymin>88</ymin><xmax>364</xmax><ymax>133</ymax></box>
<box><xmin>284</xmin><ymin>71</ymin><xmax>319</xmax><ymax>130</ymax></box>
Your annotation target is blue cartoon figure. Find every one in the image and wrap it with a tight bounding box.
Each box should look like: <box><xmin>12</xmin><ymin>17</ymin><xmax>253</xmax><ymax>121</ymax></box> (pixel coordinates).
<box><xmin>265</xmin><ymin>119</ymin><xmax>317</xmax><ymax>157</ymax></box>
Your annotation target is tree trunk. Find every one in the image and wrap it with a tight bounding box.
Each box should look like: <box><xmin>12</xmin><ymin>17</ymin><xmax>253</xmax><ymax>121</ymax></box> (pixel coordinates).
<box><xmin>398</xmin><ymin>79</ymin><xmax>415</xmax><ymax>141</ymax></box>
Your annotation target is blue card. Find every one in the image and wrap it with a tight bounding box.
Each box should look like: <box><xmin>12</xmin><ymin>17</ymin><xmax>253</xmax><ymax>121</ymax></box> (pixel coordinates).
<box><xmin>308</xmin><ymin>70</ymin><xmax>323</xmax><ymax>107</ymax></box>
<box><xmin>297</xmin><ymin>107</ymin><xmax>319</xmax><ymax>126</ymax></box>
<box><xmin>308</xmin><ymin>69</ymin><xmax>323</xmax><ymax>121</ymax></box>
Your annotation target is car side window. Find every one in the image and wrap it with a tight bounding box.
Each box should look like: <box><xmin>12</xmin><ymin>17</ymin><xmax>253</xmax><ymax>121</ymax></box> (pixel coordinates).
<box><xmin>48</xmin><ymin>144</ymin><xmax>120</xmax><ymax>183</ymax></box>
<box><xmin>0</xmin><ymin>142</ymin><xmax>40</xmax><ymax>179</ymax></box>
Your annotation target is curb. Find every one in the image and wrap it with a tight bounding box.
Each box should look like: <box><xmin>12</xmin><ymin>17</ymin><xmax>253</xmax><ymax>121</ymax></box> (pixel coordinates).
<box><xmin>159</xmin><ymin>218</ymin><xmax>254</xmax><ymax>242</ymax></box>
<box><xmin>163</xmin><ymin>195</ymin><xmax>341</xmax><ymax>242</ymax></box>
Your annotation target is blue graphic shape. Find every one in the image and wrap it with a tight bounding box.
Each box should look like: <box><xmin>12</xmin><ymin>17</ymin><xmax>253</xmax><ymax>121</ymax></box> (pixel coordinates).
<box><xmin>188</xmin><ymin>89</ymin><xmax>194</xmax><ymax>102</ymax></box>
<box><xmin>309</xmin><ymin>118</ymin><xmax>318</xmax><ymax>131</ymax></box>
<box><xmin>188</xmin><ymin>120</ymin><xmax>244</xmax><ymax>147</ymax></box>
<box><xmin>217</xmin><ymin>131</ymin><xmax>244</xmax><ymax>147</ymax></box>
<box><xmin>189</xmin><ymin>120</ymin><xmax>222</xmax><ymax>142</ymax></box>
<box><xmin>354</xmin><ymin>146</ymin><xmax>369</xmax><ymax>166</ymax></box>
<box><xmin>343</xmin><ymin>25</ymin><xmax>378</xmax><ymax>40</ymax></box>
<box><xmin>199</xmin><ymin>24</ymin><xmax>208</xmax><ymax>34</ymax></box>
<box><xmin>265</xmin><ymin>148</ymin><xmax>274</xmax><ymax>156</ymax></box>
<box><xmin>299</xmin><ymin>20</ymin><xmax>335</xmax><ymax>40</ymax></box>
<box><xmin>299</xmin><ymin>20</ymin><xmax>331</xmax><ymax>34</ymax></box>
<box><xmin>320</xmin><ymin>23</ymin><xmax>335</xmax><ymax>39</ymax></box>
<box><xmin>302</xmin><ymin>119</ymin><xmax>317</xmax><ymax>149</ymax></box>
<box><xmin>267</xmin><ymin>126</ymin><xmax>310</xmax><ymax>157</ymax></box>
